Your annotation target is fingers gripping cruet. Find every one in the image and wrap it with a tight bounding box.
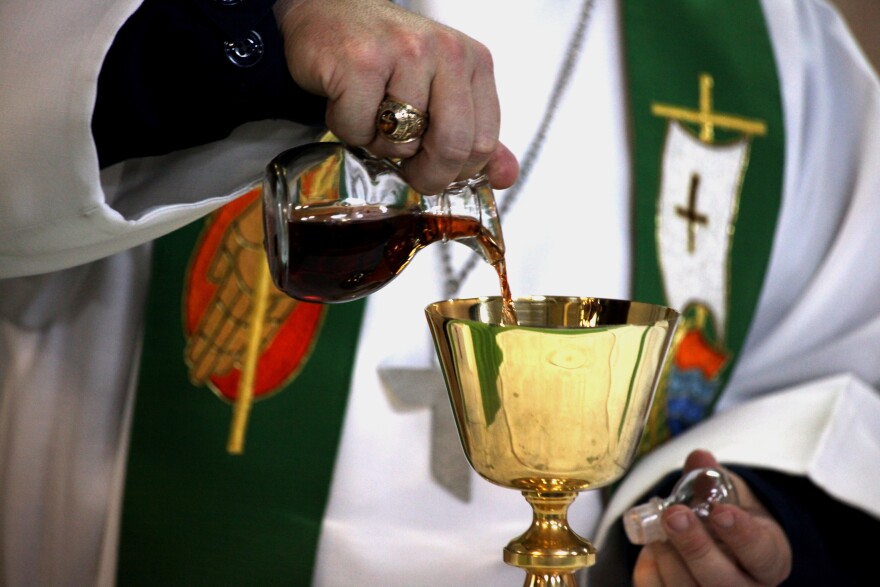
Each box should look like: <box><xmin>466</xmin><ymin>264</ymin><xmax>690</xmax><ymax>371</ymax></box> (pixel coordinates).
<box><xmin>262</xmin><ymin>141</ymin><xmax>505</xmax><ymax>303</ymax></box>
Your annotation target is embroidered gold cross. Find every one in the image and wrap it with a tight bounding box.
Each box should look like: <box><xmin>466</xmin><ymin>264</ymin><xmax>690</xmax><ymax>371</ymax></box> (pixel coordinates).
<box><xmin>653</xmin><ymin>73</ymin><xmax>767</xmax><ymax>251</ymax></box>
<box><xmin>676</xmin><ymin>174</ymin><xmax>707</xmax><ymax>253</ymax></box>
<box><xmin>652</xmin><ymin>73</ymin><xmax>767</xmax><ymax>143</ymax></box>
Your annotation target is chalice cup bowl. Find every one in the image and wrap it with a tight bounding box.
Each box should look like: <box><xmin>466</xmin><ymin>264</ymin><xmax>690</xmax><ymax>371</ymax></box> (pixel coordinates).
<box><xmin>425</xmin><ymin>296</ymin><xmax>680</xmax><ymax>587</ymax></box>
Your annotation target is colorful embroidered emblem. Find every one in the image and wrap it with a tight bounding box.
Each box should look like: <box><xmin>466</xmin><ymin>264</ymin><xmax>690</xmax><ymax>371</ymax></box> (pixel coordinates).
<box><xmin>640</xmin><ymin>74</ymin><xmax>766</xmax><ymax>454</ymax></box>
<box><xmin>183</xmin><ymin>187</ymin><xmax>326</xmax><ymax>402</ymax></box>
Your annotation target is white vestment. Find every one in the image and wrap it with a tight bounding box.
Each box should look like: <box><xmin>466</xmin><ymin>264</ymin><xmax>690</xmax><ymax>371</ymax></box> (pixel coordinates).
<box><xmin>1</xmin><ymin>0</ymin><xmax>879</xmax><ymax>586</ymax></box>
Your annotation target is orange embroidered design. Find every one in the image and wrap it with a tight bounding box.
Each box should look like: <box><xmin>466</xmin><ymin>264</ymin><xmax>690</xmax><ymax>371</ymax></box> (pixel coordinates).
<box><xmin>182</xmin><ymin>187</ymin><xmax>326</xmax><ymax>402</ymax></box>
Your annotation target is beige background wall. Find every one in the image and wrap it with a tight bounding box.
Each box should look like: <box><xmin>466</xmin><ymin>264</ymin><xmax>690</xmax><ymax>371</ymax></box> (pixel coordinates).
<box><xmin>831</xmin><ymin>0</ymin><xmax>880</xmax><ymax>72</ymax></box>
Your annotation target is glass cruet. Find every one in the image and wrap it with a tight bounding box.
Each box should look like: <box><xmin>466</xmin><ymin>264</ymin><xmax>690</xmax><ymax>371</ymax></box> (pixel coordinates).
<box><xmin>261</xmin><ymin>141</ymin><xmax>505</xmax><ymax>303</ymax></box>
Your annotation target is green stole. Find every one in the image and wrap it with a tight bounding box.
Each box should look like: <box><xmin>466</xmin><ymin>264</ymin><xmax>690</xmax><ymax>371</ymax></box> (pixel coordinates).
<box><xmin>622</xmin><ymin>0</ymin><xmax>785</xmax><ymax>451</ymax></box>
<box><xmin>117</xmin><ymin>189</ymin><xmax>365</xmax><ymax>585</ymax></box>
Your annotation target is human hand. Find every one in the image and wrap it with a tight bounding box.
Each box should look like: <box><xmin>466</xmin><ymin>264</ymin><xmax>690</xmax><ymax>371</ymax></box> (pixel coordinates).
<box><xmin>273</xmin><ymin>0</ymin><xmax>519</xmax><ymax>195</ymax></box>
<box><xmin>632</xmin><ymin>450</ymin><xmax>792</xmax><ymax>587</ymax></box>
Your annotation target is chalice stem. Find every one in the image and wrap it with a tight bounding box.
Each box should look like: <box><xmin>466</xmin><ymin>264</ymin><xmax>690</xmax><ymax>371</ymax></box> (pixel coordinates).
<box><xmin>522</xmin><ymin>571</ymin><xmax>579</xmax><ymax>587</ymax></box>
<box><xmin>505</xmin><ymin>491</ymin><xmax>596</xmax><ymax>586</ymax></box>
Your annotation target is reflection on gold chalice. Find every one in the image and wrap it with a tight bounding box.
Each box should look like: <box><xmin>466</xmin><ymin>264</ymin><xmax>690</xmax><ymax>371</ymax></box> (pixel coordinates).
<box><xmin>425</xmin><ymin>296</ymin><xmax>679</xmax><ymax>587</ymax></box>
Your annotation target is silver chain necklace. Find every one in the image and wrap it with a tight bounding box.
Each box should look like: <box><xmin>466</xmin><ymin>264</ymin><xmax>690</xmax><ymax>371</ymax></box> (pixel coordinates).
<box><xmin>440</xmin><ymin>0</ymin><xmax>598</xmax><ymax>298</ymax></box>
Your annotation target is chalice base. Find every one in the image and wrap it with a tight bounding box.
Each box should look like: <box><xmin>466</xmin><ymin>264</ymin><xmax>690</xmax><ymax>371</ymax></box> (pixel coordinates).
<box><xmin>503</xmin><ymin>491</ymin><xmax>596</xmax><ymax>587</ymax></box>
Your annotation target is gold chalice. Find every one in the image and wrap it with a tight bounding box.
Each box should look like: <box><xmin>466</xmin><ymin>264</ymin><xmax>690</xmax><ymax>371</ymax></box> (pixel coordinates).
<box><xmin>425</xmin><ymin>296</ymin><xmax>679</xmax><ymax>587</ymax></box>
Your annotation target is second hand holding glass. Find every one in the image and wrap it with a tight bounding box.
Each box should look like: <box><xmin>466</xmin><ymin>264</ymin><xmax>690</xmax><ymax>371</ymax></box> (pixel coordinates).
<box><xmin>624</xmin><ymin>467</ymin><xmax>740</xmax><ymax>544</ymax></box>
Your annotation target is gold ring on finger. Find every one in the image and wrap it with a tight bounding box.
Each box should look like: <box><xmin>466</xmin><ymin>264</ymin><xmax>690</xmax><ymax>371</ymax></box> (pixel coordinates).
<box><xmin>376</xmin><ymin>96</ymin><xmax>429</xmax><ymax>144</ymax></box>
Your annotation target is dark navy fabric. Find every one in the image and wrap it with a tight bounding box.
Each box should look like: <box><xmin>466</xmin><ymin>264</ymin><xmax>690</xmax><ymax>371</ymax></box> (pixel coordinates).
<box><xmin>92</xmin><ymin>0</ymin><xmax>326</xmax><ymax>169</ymax></box>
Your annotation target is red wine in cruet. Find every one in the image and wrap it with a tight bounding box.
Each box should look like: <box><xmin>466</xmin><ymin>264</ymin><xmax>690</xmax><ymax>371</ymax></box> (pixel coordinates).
<box><xmin>267</xmin><ymin>204</ymin><xmax>515</xmax><ymax>322</ymax></box>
